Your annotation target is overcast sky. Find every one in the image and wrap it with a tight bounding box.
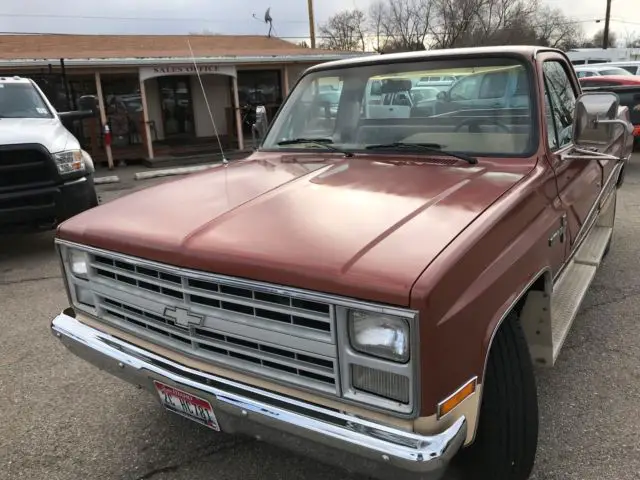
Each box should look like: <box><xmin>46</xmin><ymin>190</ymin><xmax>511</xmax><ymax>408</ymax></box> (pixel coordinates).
<box><xmin>0</xmin><ymin>0</ymin><xmax>637</xmax><ymax>44</ymax></box>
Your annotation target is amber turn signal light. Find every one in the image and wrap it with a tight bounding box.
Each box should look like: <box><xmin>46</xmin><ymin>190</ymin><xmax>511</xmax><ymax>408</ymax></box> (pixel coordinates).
<box><xmin>437</xmin><ymin>377</ymin><xmax>477</xmax><ymax>418</ymax></box>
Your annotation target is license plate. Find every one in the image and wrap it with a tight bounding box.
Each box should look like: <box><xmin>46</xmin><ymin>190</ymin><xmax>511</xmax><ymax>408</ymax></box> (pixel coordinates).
<box><xmin>153</xmin><ymin>381</ymin><xmax>220</xmax><ymax>431</ymax></box>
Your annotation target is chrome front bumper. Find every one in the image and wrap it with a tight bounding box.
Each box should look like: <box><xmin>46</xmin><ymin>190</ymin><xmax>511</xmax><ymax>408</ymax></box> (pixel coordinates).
<box><xmin>51</xmin><ymin>310</ymin><xmax>467</xmax><ymax>480</ymax></box>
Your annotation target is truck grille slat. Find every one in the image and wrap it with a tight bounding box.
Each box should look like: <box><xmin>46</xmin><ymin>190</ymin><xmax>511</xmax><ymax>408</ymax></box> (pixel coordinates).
<box><xmin>91</xmin><ymin>257</ymin><xmax>333</xmax><ymax>327</ymax></box>
<box><xmin>0</xmin><ymin>147</ymin><xmax>52</xmax><ymax>191</ymax></box>
<box><xmin>85</xmin><ymin>253</ymin><xmax>339</xmax><ymax>394</ymax></box>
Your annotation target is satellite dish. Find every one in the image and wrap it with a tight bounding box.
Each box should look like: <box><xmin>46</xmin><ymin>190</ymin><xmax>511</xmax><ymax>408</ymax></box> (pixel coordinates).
<box><xmin>252</xmin><ymin>7</ymin><xmax>274</xmax><ymax>37</ymax></box>
<box><xmin>264</xmin><ymin>7</ymin><xmax>274</xmax><ymax>37</ymax></box>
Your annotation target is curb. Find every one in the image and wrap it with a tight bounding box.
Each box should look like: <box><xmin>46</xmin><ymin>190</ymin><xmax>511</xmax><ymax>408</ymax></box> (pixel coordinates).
<box><xmin>134</xmin><ymin>164</ymin><xmax>220</xmax><ymax>181</ymax></box>
<box><xmin>94</xmin><ymin>175</ymin><xmax>120</xmax><ymax>185</ymax></box>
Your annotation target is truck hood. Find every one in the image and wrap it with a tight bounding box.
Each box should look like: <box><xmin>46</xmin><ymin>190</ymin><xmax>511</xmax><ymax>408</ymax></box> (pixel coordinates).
<box><xmin>0</xmin><ymin>118</ymin><xmax>78</xmax><ymax>153</ymax></box>
<box><xmin>58</xmin><ymin>154</ymin><xmax>534</xmax><ymax>306</ymax></box>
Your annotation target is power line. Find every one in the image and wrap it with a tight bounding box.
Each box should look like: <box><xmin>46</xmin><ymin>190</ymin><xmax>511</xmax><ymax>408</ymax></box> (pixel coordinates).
<box><xmin>610</xmin><ymin>19</ymin><xmax>640</xmax><ymax>26</ymax></box>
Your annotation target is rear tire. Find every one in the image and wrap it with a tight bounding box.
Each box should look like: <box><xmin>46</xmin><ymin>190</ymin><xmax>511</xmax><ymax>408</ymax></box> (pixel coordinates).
<box><xmin>456</xmin><ymin>311</ymin><xmax>538</xmax><ymax>480</ymax></box>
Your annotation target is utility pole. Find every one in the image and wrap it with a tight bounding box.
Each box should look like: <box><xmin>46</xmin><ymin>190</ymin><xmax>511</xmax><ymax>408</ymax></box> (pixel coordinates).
<box><xmin>603</xmin><ymin>0</ymin><xmax>612</xmax><ymax>49</ymax></box>
<box><xmin>307</xmin><ymin>0</ymin><xmax>316</xmax><ymax>48</ymax></box>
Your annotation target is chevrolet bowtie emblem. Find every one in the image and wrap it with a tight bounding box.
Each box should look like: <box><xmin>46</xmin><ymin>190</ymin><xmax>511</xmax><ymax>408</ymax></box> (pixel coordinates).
<box><xmin>164</xmin><ymin>306</ymin><xmax>204</xmax><ymax>329</ymax></box>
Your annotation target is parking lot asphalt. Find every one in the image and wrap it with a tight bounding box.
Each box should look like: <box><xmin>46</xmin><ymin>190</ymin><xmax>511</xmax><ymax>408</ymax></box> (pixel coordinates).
<box><xmin>1</xmin><ymin>158</ymin><xmax>640</xmax><ymax>480</ymax></box>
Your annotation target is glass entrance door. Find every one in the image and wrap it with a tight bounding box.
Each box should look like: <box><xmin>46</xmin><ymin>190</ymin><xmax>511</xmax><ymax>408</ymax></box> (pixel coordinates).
<box><xmin>158</xmin><ymin>76</ymin><xmax>194</xmax><ymax>138</ymax></box>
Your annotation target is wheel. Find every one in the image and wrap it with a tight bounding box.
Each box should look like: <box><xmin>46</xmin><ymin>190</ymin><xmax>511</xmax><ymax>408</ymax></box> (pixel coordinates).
<box><xmin>455</xmin><ymin>311</ymin><xmax>539</xmax><ymax>480</ymax></box>
<box><xmin>86</xmin><ymin>176</ymin><xmax>100</xmax><ymax>207</ymax></box>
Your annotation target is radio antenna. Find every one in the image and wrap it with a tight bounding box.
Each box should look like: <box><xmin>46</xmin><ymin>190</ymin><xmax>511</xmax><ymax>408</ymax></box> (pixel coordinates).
<box><xmin>186</xmin><ymin>38</ymin><xmax>228</xmax><ymax>164</ymax></box>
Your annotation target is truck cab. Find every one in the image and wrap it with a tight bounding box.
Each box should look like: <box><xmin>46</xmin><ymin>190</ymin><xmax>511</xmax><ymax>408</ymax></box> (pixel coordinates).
<box><xmin>50</xmin><ymin>47</ymin><xmax>633</xmax><ymax>480</ymax></box>
<box><xmin>0</xmin><ymin>76</ymin><xmax>99</xmax><ymax>233</ymax></box>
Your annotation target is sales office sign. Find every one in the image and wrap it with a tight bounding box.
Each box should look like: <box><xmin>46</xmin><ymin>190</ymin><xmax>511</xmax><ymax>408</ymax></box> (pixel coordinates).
<box><xmin>139</xmin><ymin>64</ymin><xmax>236</xmax><ymax>81</ymax></box>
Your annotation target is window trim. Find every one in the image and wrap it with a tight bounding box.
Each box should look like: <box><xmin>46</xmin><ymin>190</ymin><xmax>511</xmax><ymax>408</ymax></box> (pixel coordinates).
<box><xmin>541</xmin><ymin>59</ymin><xmax>578</xmax><ymax>153</ymax></box>
<box><xmin>260</xmin><ymin>54</ymin><xmax>541</xmax><ymax>159</ymax></box>
<box><xmin>543</xmin><ymin>76</ymin><xmax>560</xmax><ymax>150</ymax></box>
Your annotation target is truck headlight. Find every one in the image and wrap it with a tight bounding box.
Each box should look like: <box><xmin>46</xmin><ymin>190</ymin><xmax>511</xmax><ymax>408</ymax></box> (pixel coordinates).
<box><xmin>348</xmin><ymin>311</ymin><xmax>409</xmax><ymax>363</ymax></box>
<box><xmin>53</xmin><ymin>149</ymin><xmax>85</xmax><ymax>174</ymax></box>
<box><xmin>69</xmin><ymin>249</ymin><xmax>89</xmax><ymax>279</ymax></box>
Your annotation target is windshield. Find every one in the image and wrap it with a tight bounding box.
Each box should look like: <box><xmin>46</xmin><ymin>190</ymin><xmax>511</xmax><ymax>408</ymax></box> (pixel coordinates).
<box><xmin>261</xmin><ymin>57</ymin><xmax>536</xmax><ymax>157</ymax></box>
<box><xmin>0</xmin><ymin>83</ymin><xmax>53</xmax><ymax>119</ymax></box>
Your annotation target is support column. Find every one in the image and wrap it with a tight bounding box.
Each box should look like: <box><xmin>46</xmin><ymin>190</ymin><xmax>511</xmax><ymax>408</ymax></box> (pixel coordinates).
<box><xmin>232</xmin><ymin>75</ymin><xmax>244</xmax><ymax>151</ymax></box>
<box><xmin>94</xmin><ymin>72</ymin><xmax>113</xmax><ymax>169</ymax></box>
<box><xmin>283</xmin><ymin>64</ymin><xmax>290</xmax><ymax>96</ymax></box>
<box><xmin>139</xmin><ymin>77</ymin><xmax>154</xmax><ymax>160</ymax></box>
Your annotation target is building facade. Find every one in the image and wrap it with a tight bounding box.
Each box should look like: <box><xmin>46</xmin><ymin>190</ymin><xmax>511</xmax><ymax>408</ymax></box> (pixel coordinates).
<box><xmin>0</xmin><ymin>34</ymin><xmax>366</xmax><ymax>167</ymax></box>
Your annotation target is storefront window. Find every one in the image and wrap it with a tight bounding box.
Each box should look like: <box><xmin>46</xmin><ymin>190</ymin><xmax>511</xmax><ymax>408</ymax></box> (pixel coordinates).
<box><xmin>237</xmin><ymin>69</ymin><xmax>283</xmax><ymax>135</ymax></box>
<box><xmin>158</xmin><ymin>76</ymin><xmax>194</xmax><ymax>138</ymax></box>
<box><xmin>101</xmin><ymin>74</ymin><xmax>143</xmax><ymax>146</ymax></box>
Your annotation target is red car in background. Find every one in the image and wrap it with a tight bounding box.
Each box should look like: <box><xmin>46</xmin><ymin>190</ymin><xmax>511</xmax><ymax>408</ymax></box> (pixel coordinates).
<box><xmin>580</xmin><ymin>75</ymin><xmax>640</xmax><ymax>143</ymax></box>
<box><xmin>578</xmin><ymin>75</ymin><xmax>640</xmax><ymax>87</ymax></box>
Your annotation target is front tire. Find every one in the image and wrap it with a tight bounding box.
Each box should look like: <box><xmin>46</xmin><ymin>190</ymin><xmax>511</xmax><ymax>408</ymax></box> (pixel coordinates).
<box><xmin>85</xmin><ymin>175</ymin><xmax>99</xmax><ymax>207</ymax></box>
<box><xmin>456</xmin><ymin>311</ymin><xmax>539</xmax><ymax>480</ymax></box>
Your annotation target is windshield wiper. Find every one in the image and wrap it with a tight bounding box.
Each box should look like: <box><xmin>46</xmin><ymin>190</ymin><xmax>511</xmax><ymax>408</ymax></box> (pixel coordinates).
<box><xmin>277</xmin><ymin>138</ymin><xmax>354</xmax><ymax>157</ymax></box>
<box><xmin>365</xmin><ymin>142</ymin><xmax>477</xmax><ymax>165</ymax></box>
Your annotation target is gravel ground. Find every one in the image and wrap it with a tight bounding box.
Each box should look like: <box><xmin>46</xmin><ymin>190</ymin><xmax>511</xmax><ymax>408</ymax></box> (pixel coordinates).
<box><xmin>1</xmin><ymin>158</ymin><xmax>639</xmax><ymax>480</ymax></box>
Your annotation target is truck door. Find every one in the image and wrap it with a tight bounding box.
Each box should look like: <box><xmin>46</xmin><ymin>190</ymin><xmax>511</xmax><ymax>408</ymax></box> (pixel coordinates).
<box><xmin>540</xmin><ymin>57</ymin><xmax>603</xmax><ymax>249</ymax></box>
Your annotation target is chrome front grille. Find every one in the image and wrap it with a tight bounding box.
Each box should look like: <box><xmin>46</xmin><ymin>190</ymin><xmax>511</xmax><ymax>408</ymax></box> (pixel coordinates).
<box><xmin>83</xmin><ymin>253</ymin><xmax>339</xmax><ymax>394</ymax></box>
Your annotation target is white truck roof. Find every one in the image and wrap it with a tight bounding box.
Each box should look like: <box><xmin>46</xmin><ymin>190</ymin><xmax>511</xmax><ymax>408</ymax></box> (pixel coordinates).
<box><xmin>0</xmin><ymin>76</ymin><xmax>32</xmax><ymax>84</ymax></box>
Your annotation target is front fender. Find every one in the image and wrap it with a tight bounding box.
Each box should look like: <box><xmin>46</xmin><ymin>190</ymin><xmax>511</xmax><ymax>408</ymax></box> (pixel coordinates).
<box><xmin>409</xmin><ymin>163</ymin><xmax>561</xmax><ymax>443</ymax></box>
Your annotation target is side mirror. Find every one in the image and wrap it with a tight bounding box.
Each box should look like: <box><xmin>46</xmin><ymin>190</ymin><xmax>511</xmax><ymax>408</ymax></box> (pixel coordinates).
<box><xmin>573</xmin><ymin>91</ymin><xmax>633</xmax><ymax>149</ymax></box>
<box><xmin>437</xmin><ymin>91</ymin><xmax>448</xmax><ymax>101</ymax></box>
<box><xmin>58</xmin><ymin>95</ymin><xmax>99</xmax><ymax>121</ymax></box>
<box><xmin>251</xmin><ymin>105</ymin><xmax>269</xmax><ymax>148</ymax></box>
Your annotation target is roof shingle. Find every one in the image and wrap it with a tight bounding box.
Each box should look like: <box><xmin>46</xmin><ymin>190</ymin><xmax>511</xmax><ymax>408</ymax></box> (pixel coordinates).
<box><xmin>0</xmin><ymin>34</ymin><xmax>338</xmax><ymax>60</ymax></box>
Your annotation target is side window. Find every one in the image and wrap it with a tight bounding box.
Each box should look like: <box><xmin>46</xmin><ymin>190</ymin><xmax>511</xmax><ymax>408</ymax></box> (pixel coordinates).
<box><xmin>479</xmin><ymin>72</ymin><xmax>509</xmax><ymax>99</ymax></box>
<box><xmin>392</xmin><ymin>92</ymin><xmax>411</xmax><ymax>106</ymax></box>
<box><xmin>543</xmin><ymin>61</ymin><xmax>577</xmax><ymax>149</ymax></box>
<box><xmin>449</xmin><ymin>75</ymin><xmax>481</xmax><ymax>100</ymax></box>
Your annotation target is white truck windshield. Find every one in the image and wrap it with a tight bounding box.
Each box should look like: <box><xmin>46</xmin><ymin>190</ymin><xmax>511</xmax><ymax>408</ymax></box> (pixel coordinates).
<box><xmin>0</xmin><ymin>83</ymin><xmax>53</xmax><ymax>119</ymax></box>
<box><xmin>262</xmin><ymin>57</ymin><xmax>535</xmax><ymax>157</ymax></box>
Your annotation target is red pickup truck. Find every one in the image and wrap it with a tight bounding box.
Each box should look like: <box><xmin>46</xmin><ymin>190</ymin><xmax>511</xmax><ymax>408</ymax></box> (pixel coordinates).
<box><xmin>51</xmin><ymin>46</ymin><xmax>634</xmax><ymax>480</ymax></box>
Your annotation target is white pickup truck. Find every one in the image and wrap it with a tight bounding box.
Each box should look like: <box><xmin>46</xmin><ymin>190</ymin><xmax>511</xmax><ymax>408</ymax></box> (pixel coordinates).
<box><xmin>0</xmin><ymin>76</ymin><xmax>100</xmax><ymax>234</ymax></box>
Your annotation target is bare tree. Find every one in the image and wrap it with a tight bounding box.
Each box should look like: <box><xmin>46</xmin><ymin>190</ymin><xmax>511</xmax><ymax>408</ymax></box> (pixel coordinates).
<box><xmin>430</xmin><ymin>0</ymin><xmax>545</xmax><ymax>49</ymax></box>
<box><xmin>318</xmin><ymin>9</ymin><xmax>367</xmax><ymax>51</ymax></box>
<box><xmin>590</xmin><ymin>28</ymin><xmax>619</xmax><ymax>48</ymax></box>
<box><xmin>368</xmin><ymin>1</ymin><xmax>390</xmax><ymax>53</ymax></box>
<box><xmin>370</xmin><ymin>0</ymin><xmax>433</xmax><ymax>52</ymax></box>
<box><xmin>622</xmin><ymin>30</ymin><xmax>640</xmax><ymax>48</ymax></box>
<box><xmin>430</xmin><ymin>0</ymin><xmax>482</xmax><ymax>49</ymax></box>
<box><xmin>533</xmin><ymin>5</ymin><xmax>585</xmax><ymax>50</ymax></box>
<box><xmin>472</xmin><ymin>0</ymin><xmax>540</xmax><ymax>45</ymax></box>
